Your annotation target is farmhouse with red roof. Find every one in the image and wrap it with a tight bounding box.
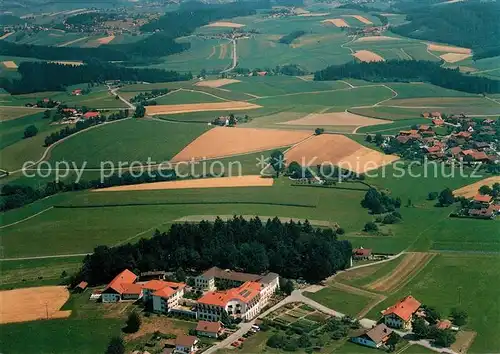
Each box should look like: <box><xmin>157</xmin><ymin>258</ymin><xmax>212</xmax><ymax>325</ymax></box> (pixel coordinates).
<box><xmin>83</xmin><ymin>111</ymin><xmax>100</xmax><ymax>119</ymax></box>
<box><xmin>102</xmin><ymin>269</ymin><xmax>139</xmax><ymax>303</ymax></box>
<box><xmin>381</xmin><ymin>295</ymin><xmax>421</xmax><ymax>330</ymax></box>
<box><xmin>196</xmin><ymin>320</ymin><xmax>223</xmax><ymax>338</ymax></box>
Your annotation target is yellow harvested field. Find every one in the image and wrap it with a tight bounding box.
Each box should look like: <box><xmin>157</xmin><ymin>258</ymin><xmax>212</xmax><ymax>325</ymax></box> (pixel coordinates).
<box><xmin>172</xmin><ymin>127</ymin><xmax>311</xmax><ymax>162</ymax></box>
<box><xmin>145</xmin><ymin>101</ymin><xmax>262</xmax><ymax>116</ymax></box>
<box><xmin>206</xmin><ymin>21</ymin><xmax>245</xmax><ymax>28</ymax></box>
<box><xmin>97</xmin><ymin>35</ymin><xmax>115</xmax><ymax>44</ymax></box>
<box><xmin>95</xmin><ymin>175</ymin><xmax>273</xmax><ymax>192</ymax></box>
<box><xmin>2</xmin><ymin>61</ymin><xmax>17</xmax><ymax>69</ymax></box>
<box><xmin>284</xmin><ymin>134</ymin><xmax>399</xmax><ymax>173</ymax></box>
<box><xmin>355</xmin><ymin>36</ymin><xmax>401</xmax><ymax>42</ymax></box>
<box><xmin>353</xmin><ymin>50</ymin><xmax>384</xmax><ymax>62</ymax></box>
<box><xmin>439</xmin><ymin>53</ymin><xmax>472</xmax><ymax>63</ymax></box>
<box><xmin>49</xmin><ymin>60</ymin><xmax>84</xmax><ymax>66</ymax></box>
<box><xmin>0</xmin><ymin>286</ymin><xmax>71</xmax><ymax>324</ymax></box>
<box><xmin>458</xmin><ymin>66</ymin><xmax>477</xmax><ymax>73</ymax></box>
<box><xmin>321</xmin><ymin>19</ymin><xmax>350</xmax><ymax>28</ymax></box>
<box><xmin>279</xmin><ymin>112</ymin><xmax>390</xmax><ymax>128</ymax></box>
<box><xmin>0</xmin><ymin>32</ymin><xmax>14</xmax><ymax>40</ymax></box>
<box><xmin>195</xmin><ymin>78</ymin><xmax>240</xmax><ymax>88</ymax></box>
<box><xmin>380</xmin><ymin>13</ymin><xmax>398</xmax><ymax>16</ymax></box>
<box><xmin>342</xmin><ymin>15</ymin><xmax>373</xmax><ymax>24</ymax></box>
<box><xmin>427</xmin><ymin>43</ymin><xmax>471</xmax><ymax>54</ymax></box>
<box><xmin>453</xmin><ymin>176</ymin><xmax>500</xmax><ymax>198</ymax></box>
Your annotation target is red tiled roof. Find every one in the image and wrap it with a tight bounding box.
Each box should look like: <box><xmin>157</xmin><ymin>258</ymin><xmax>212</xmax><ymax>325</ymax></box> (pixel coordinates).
<box><xmin>450</xmin><ymin>147</ymin><xmax>462</xmax><ymax>155</ymax></box>
<box><xmin>153</xmin><ymin>287</ymin><xmax>176</xmax><ymax>299</ymax></box>
<box><xmin>122</xmin><ymin>283</ymin><xmax>143</xmax><ymax>295</ymax></box>
<box><xmin>431</xmin><ymin>112</ymin><xmax>441</xmax><ymax>117</ymax></box>
<box><xmin>455</xmin><ymin>131</ymin><xmax>471</xmax><ymax>139</ymax></box>
<box><xmin>198</xmin><ymin>281</ymin><xmax>261</xmax><ymax>307</ymax></box>
<box><xmin>426</xmin><ymin>146</ymin><xmax>441</xmax><ymax>153</ymax></box>
<box><xmin>418</xmin><ymin>125</ymin><xmax>430</xmax><ymax>131</ymax></box>
<box><xmin>76</xmin><ymin>281</ymin><xmax>88</xmax><ymax>289</ymax></box>
<box><xmin>104</xmin><ymin>269</ymin><xmax>137</xmax><ymax>294</ymax></box>
<box><xmin>353</xmin><ymin>248</ymin><xmax>372</xmax><ymax>257</ymax></box>
<box><xmin>83</xmin><ymin>111</ymin><xmax>100</xmax><ymax>119</ymax></box>
<box><xmin>175</xmin><ymin>335</ymin><xmax>198</xmax><ymax>347</ymax></box>
<box><xmin>432</xmin><ymin>119</ymin><xmax>444</xmax><ymax>126</ymax></box>
<box><xmin>382</xmin><ymin>295</ymin><xmax>421</xmax><ymax>322</ymax></box>
<box><xmin>474</xmin><ymin>194</ymin><xmax>492</xmax><ymax>203</ymax></box>
<box><xmin>142</xmin><ymin>280</ymin><xmax>170</xmax><ymax>291</ymax></box>
<box><xmin>471</xmin><ymin>151</ymin><xmax>488</xmax><ymax>160</ymax></box>
<box><xmin>196</xmin><ymin>320</ymin><xmax>222</xmax><ymax>333</ymax></box>
<box><xmin>437</xmin><ymin>320</ymin><xmax>452</xmax><ymax>330</ymax></box>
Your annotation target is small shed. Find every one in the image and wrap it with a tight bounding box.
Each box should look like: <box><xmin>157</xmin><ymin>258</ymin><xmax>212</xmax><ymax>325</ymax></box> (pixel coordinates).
<box><xmin>74</xmin><ymin>281</ymin><xmax>88</xmax><ymax>293</ymax></box>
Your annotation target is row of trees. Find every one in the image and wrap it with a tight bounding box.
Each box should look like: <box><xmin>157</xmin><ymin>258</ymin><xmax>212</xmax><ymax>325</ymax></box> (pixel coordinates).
<box><xmin>43</xmin><ymin>113</ymin><xmax>110</xmax><ymax>147</ymax></box>
<box><xmin>77</xmin><ymin>216</ymin><xmax>352</xmax><ymax>286</ymax></box>
<box><xmin>314</xmin><ymin>60</ymin><xmax>500</xmax><ymax>94</ymax></box>
<box><xmin>129</xmin><ymin>88</ymin><xmax>169</xmax><ymax>104</ymax></box>
<box><xmin>1</xmin><ymin>61</ymin><xmax>192</xmax><ymax>94</ymax></box>
<box><xmin>361</xmin><ymin>188</ymin><xmax>402</xmax><ymax>214</ymax></box>
<box><xmin>0</xmin><ymin>169</ymin><xmax>176</xmax><ymax>212</ymax></box>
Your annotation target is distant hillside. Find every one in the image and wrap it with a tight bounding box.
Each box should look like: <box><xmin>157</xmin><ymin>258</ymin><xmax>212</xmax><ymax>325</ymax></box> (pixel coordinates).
<box><xmin>391</xmin><ymin>1</ymin><xmax>500</xmax><ymax>59</ymax></box>
<box><xmin>0</xmin><ymin>14</ymin><xmax>26</xmax><ymax>25</ymax></box>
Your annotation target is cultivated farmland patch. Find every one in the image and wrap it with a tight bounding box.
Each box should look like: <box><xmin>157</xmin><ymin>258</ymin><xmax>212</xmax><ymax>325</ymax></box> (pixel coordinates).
<box><xmin>342</xmin><ymin>15</ymin><xmax>373</xmax><ymax>25</ymax></box>
<box><xmin>97</xmin><ymin>35</ymin><xmax>115</xmax><ymax>44</ymax></box>
<box><xmin>427</xmin><ymin>43</ymin><xmax>471</xmax><ymax>54</ymax></box>
<box><xmin>321</xmin><ymin>19</ymin><xmax>350</xmax><ymax>28</ymax></box>
<box><xmin>284</xmin><ymin>134</ymin><xmax>399</xmax><ymax>173</ymax></box>
<box><xmin>145</xmin><ymin>101</ymin><xmax>262</xmax><ymax>115</ymax></box>
<box><xmin>439</xmin><ymin>53</ymin><xmax>472</xmax><ymax>63</ymax></box>
<box><xmin>453</xmin><ymin>176</ymin><xmax>500</xmax><ymax>198</ymax></box>
<box><xmin>355</xmin><ymin>36</ymin><xmax>401</xmax><ymax>43</ymax></box>
<box><xmin>171</xmin><ymin>127</ymin><xmax>311</xmax><ymax>162</ymax></box>
<box><xmin>2</xmin><ymin>61</ymin><xmax>18</xmax><ymax>69</ymax></box>
<box><xmin>366</xmin><ymin>252</ymin><xmax>435</xmax><ymax>292</ymax></box>
<box><xmin>353</xmin><ymin>50</ymin><xmax>384</xmax><ymax>62</ymax></box>
<box><xmin>279</xmin><ymin>112</ymin><xmax>390</xmax><ymax>129</ymax></box>
<box><xmin>194</xmin><ymin>79</ymin><xmax>241</xmax><ymax>88</ymax></box>
<box><xmin>94</xmin><ymin>175</ymin><xmax>273</xmax><ymax>192</ymax></box>
<box><xmin>205</xmin><ymin>21</ymin><xmax>245</xmax><ymax>28</ymax></box>
<box><xmin>0</xmin><ymin>286</ymin><xmax>71</xmax><ymax>324</ymax></box>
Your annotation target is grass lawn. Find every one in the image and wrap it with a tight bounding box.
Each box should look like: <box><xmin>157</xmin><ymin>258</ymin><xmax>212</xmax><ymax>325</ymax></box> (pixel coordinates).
<box><xmin>304</xmin><ymin>286</ymin><xmax>374</xmax><ymax>317</ymax></box>
<box><xmin>48</xmin><ymin>119</ymin><xmax>209</xmax><ymax>167</ymax></box>
<box><xmin>64</xmin><ymin>91</ymin><xmax>129</xmax><ymax>109</ymax></box>
<box><xmin>349</xmin><ymin>106</ymin><xmax>427</xmax><ymax>121</ymax></box>
<box><xmin>366</xmin><ymin>253</ymin><xmax>500</xmax><ymax>353</ymax></box>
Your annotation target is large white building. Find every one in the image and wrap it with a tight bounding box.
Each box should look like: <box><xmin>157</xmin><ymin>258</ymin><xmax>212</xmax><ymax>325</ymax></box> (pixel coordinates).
<box><xmin>196</xmin><ymin>271</ymin><xmax>279</xmax><ymax>322</ymax></box>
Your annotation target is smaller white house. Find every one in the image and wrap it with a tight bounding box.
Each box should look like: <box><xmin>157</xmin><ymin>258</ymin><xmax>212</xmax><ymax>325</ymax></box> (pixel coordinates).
<box><xmin>174</xmin><ymin>335</ymin><xmax>198</xmax><ymax>354</ymax></box>
<box><xmin>196</xmin><ymin>320</ymin><xmax>223</xmax><ymax>338</ymax></box>
<box><xmin>351</xmin><ymin>324</ymin><xmax>393</xmax><ymax>349</ymax></box>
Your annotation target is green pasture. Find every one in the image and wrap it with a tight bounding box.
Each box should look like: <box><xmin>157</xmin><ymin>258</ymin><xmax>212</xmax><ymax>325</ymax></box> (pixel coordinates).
<box><xmin>304</xmin><ymin>287</ymin><xmax>374</xmax><ymax>317</ymax></box>
<box><xmin>357</xmin><ymin>118</ymin><xmax>429</xmax><ymax>134</ymax></box>
<box><xmin>224</xmin><ymin>76</ymin><xmax>350</xmax><ymax>97</ymax></box>
<box><xmin>0</xmin><ymin>318</ymin><xmax>122</xmax><ymax>354</ymax></box>
<box><xmin>0</xmin><ymin>106</ymin><xmax>45</xmax><ymax>121</ymax></box>
<box><xmin>48</xmin><ymin>118</ymin><xmax>209</xmax><ymax>167</ymax></box>
<box><xmin>367</xmin><ymin>253</ymin><xmax>500</xmax><ymax>353</ymax></box>
<box><xmin>386</xmin><ymin>83</ymin><xmax>476</xmax><ymax>99</ymax></box>
<box><xmin>154</xmin><ymin>89</ymin><xmax>225</xmax><ymax>104</ymax></box>
<box><xmin>381</xmin><ymin>96</ymin><xmax>500</xmax><ymax>114</ymax></box>
<box><xmin>0</xmin><ymin>111</ymin><xmax>52</xmax><ymax>150</ymax></box>
<box><xmin>12</xmin><ymin>30</ymin><xmax>83</xmax><ymax>46</ymax></box>
<box><xmin>350</xmin><ymin>106</ymin><xmax>434</xmax><ymax>121</ymax></box>
<box><xmin>251</xmin><ymin>85</ymin><xmax>394</xmax><ymax>111</ymax></box>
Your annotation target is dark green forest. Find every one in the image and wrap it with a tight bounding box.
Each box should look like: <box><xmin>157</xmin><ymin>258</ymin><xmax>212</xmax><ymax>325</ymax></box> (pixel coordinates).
<box><xmin>141</xmin><ymin>0</ymin><xmax>269</xmax><ymax>34</ymax></box>
<box><xmin>314</xmin><ymin>60</ymin><xmax>500</xmax><ymax>94</ymax></box>
<box><xmin>0</xmin><ymin>33</ymin><xmax>188</xmax><ymax>62</ymax></box>
<box><xmin>391</xmin><ymin>2</ymin><xmax>500</xmax><ymax>60</ymax></box>
<box><xmin>0</xmin><ymin>61</ymin><xmax>192</xmax><ymax>94</ymax></box>
<box><xmin>78</xmin><ymin>216</ymin><xmax>352</xmax><ymax>285</ymax></box>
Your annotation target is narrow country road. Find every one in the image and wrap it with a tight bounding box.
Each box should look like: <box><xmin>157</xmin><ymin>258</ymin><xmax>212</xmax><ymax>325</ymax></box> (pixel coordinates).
<box><xmin>220</xmin><ymin>39</ymin><xmax>237</xmax><ymax>74</ymax></box>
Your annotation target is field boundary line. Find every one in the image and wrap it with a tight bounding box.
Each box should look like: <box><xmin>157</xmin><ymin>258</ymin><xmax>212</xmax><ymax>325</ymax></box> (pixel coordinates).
<box><xmin>0</xmin><ymin>253</ymin><xmax>89</xmax><ymax>261</ymax></box>
<box><xmin>113</xmin><ymin>222</ymin><xmax>171</xmax><ymax>247</ymax></box>
<box><xmin>0</xmin><ymin>206</ymin><xmax>53</xmax><ymax>229</ymax></box>
<box><xmin>207</xmin><ymin>45</ymin><xmax>216</xmax><ymax>59</ymax></box>
<box><xmin>178</xmin><ymin>88</ymin><xmax>231</xmax><ymax>101</ymax></box>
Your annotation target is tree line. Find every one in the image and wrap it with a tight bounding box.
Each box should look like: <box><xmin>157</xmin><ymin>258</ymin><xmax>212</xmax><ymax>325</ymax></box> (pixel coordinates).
<box><xmin>278</xmin><ymin>31</ymin><xmax>306</xmax><ymax>45</ymax></box>
<box><xmin>0</xmin><ymin>169</ymin><xmax>176</xmax><ymax>212</ymax></box>
<box><xmin>0</xmin><ymin>33</ymin><xmax>189</xmax><ymax>63</ymax></box>
<box><xmin>0</xmin><ymin>61</ymin><xmax>192</xmax><ymax>94</ymax></box>
<box><xmin>390</xmin><ymin>1</ymin><xmax>500</xmax><ymax>60</ymax></box>
<box><xmin>140</xmin><ymin>1</ymin><xmax>269</xmax><ymax>34</ymax></box>
<box><xmin>314</xmin><ymin>60</ymin><xmax>500</xmax><ymax>94</ymax></box>
<box><xmin>77</xmin><ymin>216</ymin><xmax>352</xmax><ymax>286</ymax></box>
